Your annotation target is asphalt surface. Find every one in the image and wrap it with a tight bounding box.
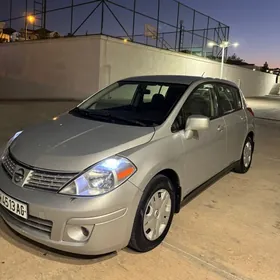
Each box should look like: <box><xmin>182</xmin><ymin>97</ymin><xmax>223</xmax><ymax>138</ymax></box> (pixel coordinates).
<box><xmin>0</xmin><ymin>98</ymin><xmax>280</xmax><ymax>280</ymax></box>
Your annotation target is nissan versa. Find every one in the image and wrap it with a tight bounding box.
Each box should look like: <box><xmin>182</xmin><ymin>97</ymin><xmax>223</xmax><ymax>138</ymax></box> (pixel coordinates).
<box><xmin>0</xmin><ymin>76</ymin><xmax>255</xmax><ymax>255</ymax></box>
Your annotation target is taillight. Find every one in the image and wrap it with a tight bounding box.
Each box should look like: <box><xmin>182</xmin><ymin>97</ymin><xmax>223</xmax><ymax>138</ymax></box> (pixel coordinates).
<box><xmin>247</xmin><ymin>107</ymin><xmax>254</xmax><ymax>116</ymax></box>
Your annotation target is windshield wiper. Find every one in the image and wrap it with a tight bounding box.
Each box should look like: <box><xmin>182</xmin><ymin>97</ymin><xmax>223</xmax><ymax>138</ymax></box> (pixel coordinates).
<box><xmin>70</xmin><ymin>108</ymin><xmax>147</xmax><ymax>127</ymax></box>
<box><xmin>93</xmin><ymin>111</ymin><xmax>148</xmax><ymax>127</ymax></box>
<box><xmin>108</xmin><ymin>115</ymin><xmax>147</xmax><ymax>127</ymax></box>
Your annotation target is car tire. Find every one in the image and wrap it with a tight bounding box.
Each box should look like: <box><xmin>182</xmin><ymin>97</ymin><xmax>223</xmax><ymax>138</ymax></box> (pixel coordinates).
<box><xmin>234</xmin><ymin>136</ymin><xmax>254</xmax><ymax>174</ymax></box>
<box><xmin>129</xmin><ymin>174</ymin><xmax>175</xmax><ymax>252</ymax></box>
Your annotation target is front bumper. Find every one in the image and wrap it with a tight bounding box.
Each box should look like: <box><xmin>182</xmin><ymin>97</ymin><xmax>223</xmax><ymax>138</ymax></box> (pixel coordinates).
<box><xmin>0</xmin><ymin>165</ymin><xmax>142</xmax><ymax>255</ymax></box>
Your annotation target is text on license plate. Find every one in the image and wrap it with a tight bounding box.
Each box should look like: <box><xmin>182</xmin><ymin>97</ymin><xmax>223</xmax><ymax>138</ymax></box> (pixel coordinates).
<box><xmin>0</xmin><ymin>191</ymin><xmax>28</xmax><ymax>219</ymax></box>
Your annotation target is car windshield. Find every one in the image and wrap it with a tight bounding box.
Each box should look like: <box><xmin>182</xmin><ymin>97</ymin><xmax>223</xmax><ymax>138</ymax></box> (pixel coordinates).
<box><xmin>71</xmin><ymin>81</ymin><xmax>188</xmax><ymax>127</ymax></box>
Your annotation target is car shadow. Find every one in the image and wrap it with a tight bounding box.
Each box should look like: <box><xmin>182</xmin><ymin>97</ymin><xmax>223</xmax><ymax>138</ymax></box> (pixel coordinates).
<box><xmin>0</xmin><ymin>218</ymin><xmax>117</xmax><ymax>264</ymax></box>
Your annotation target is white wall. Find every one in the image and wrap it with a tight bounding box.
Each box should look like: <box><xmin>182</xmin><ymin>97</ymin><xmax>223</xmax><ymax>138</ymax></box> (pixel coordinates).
<box><xmin>0</xmin><ymin>35</ymin><xmax>276</xmax><ymax>100</ymax></box>
<box><xmin>99</xmin><ymin>36</ymin><xmax>276</xmax><ymax>97</ymax></box>
<box><xmin>269</xmin><ymin>84</ymin><xmax>280</xmax><ymax>95</ymax></box>
<box><xmin>0</xmin><ymin>36</ymin><xmax>100</xmax><ymax>100</ymax></box>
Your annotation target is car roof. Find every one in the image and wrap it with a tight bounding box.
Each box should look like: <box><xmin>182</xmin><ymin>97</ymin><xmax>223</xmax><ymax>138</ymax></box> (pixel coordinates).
<box><xmin>120</xmin><ymin>75</ymin><xmax>238</xmax><ymax>87</ymax></box>
<box><xmin>121</xmin><ymin>75</ymin><xmax>203</xmax><ymax>85</ymax></box>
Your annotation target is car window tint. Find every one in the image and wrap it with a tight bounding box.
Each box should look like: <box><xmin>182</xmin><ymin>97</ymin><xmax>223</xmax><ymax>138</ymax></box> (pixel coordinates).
<box><xmin>93</xmin><ymin>84</ymin><xmax>138</xmax><ymax>109</ymax></box>
<box><xmin>159</xmin><ymin>86</ymin><xmax>169</xmax><ymax>95</ymax></box>
<box><xmin>228</xmin><ymin>85</ymin><xmax>242</xmax><ymax>110</ymax></box>
<box><xmin>172</xmin><ymin>83</ymin><xmax>217</xmax><ymax>132</ymax></box>
<box><xmin>80</xmin><ymin>82</ymin><xmax>188</xmax><ymax>127</ymax></box>
<box><xmin>216</xmin><ymin>84</ymin><xmax>242</xmax><ymax>115</ymax></box>
<box><xmin>183</xmin><ymin>83</ymin><xmax>217</xmax><ymax>118</ymax></box>
<box><xmin>143</xmin><ymin>85</ymin><xmax>169</xmax><ymax>103</ymax></box>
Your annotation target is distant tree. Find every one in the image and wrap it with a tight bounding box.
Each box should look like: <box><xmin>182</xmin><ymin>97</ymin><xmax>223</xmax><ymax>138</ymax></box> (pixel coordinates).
<box><xmin>261</xmin><ymin>61</ymin><xmax>269</xmax><ymax>72</ymax></box>
<box><xmin>227</xmin><ymin>53</ymin><xmax>244</xmax><ymax>63</ymax></box>
<box><xmin>208</xmin><ymin>53</ymin><xmax>248</xmax><ymax>65</ymax></box>
<box><xmin>206</xmin><ymin>54</ymin><xmax>222</xmax><ymax>61</ymax></box>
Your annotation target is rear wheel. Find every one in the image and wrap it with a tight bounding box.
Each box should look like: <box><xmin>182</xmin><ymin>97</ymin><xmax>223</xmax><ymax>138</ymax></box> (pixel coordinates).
<box><xmin>129</xmin><ymin>175</ymin><xmax>175</xmax><ymax>252</ymax></box>
<box><xmin>234</xmin><ymin>136</ymin><xmax>253</xmax><ymax>174</ymax></box>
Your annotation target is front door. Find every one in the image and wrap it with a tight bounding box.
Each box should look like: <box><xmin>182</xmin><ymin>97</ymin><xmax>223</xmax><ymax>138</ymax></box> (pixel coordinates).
<box><xmin>173</xmin><ymin>83</ymin><xmax>228</xmax><ymax>196</ymax></box>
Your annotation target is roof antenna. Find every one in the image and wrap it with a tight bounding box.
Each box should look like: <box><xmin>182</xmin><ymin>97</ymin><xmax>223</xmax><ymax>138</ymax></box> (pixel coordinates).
<box><xmin>201</xmin><ymin>72</ymin><xmax>205</xmax><ymax>77</ymax></box>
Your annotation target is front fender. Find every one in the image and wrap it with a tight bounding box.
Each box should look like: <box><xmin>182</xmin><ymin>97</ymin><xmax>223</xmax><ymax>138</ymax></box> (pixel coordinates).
<box><xmin>121</xmin><ymin>134</ymin><xmax>185</xmax><ymax>192</ymax></box>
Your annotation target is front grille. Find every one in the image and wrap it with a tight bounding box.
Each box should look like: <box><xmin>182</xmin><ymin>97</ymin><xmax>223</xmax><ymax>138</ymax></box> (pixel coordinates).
<box><xmin>2</xmin><ymin>151</ymin><xmax>77</xmax><ymax>192</ymax></box>
<box><xmin>1</xmin><ymin>205</ymin><xmax>53</xmax><ymax>236</ymax></box>
<box><xmin>2</xmin><ymin>152</ymin><xmax>16</xmax><ymax>178</ymax></box>
<box><xmin>25</xmin><ymin>170</ymin><xmax>76</xmax><ymax>192</ymax></box>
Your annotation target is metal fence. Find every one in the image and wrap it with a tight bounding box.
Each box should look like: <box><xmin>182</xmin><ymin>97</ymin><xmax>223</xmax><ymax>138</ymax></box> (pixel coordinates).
<box><xmin>1</xmin><ymin>0</ymin><xmax>230</xmax><ymax>58</ymax></box>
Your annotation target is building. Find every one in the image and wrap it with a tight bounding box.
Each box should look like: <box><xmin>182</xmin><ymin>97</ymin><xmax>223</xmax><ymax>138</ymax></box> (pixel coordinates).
<box><xmin>19</xmin><ymin>28</ymin><xmax>38</xmax><ymax>40</ymax></box>
<box><xmin>0</xmin><ymin>22</ymin><xmax>10</xmax><ymax>43</ymax></box>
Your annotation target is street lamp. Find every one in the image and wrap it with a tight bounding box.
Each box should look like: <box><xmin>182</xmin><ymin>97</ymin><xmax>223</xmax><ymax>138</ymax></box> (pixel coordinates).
<box><xmin>25</xmin><ymin>15</ymin><xmax>35</xmax><ymax>40</ymax></box>
<box><xmin>208</xmin><ymin>41</ymin><xmax>239</xmax><ymax>79</ymax></box>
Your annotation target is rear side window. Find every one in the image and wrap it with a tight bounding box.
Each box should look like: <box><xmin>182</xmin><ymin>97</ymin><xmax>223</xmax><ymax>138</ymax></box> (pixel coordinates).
<box><xmin>216</xmin><ymin>84</ymin><xmax>242</xmax><ymax>115</ymax></box>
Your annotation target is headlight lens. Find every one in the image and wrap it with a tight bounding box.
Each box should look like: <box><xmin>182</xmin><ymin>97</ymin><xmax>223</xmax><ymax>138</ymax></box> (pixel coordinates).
<box><xmin>59</xmin><ymin>156</ymin><xmax>136</xmax><ymax>196</ymax></box>
<box><xmin>7</xmin><ymin>131</ymin><xmax>23</xmax><ymax>146</ymax></box>
<box><xmin>1</xmin><ymin>131</ymin><xmax>22</xmax><ymax>160</ymax></box>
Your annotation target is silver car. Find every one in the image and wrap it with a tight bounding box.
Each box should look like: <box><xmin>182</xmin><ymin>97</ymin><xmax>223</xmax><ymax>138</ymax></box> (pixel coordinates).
<box><xmin>0</xmin><ymin>76</ymin><xmax>255</xmax><ymax>255</ymax></box>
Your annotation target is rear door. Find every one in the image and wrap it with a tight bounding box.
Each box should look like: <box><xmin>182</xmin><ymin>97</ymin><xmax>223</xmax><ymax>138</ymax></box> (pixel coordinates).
<box><xmin>215</xmin><ymin>83</ymin><xmax>247</xmax><ymax>164</ymax></box>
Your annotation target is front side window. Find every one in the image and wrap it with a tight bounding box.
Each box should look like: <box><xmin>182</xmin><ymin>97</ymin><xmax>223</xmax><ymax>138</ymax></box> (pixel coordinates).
<box><xmin>216</xmin><ymin>84</ymin><xmax>242</xmax><ymax>115</ymax></box>
<box><xmin>172</xmin><ymin>83</ymin><xmax>218</xmax><ymax>132</ymax></box>
<box><xmin>72</xmin><ymin>81</ymin><xmax>188</xmax><ymax>127</ymax></box>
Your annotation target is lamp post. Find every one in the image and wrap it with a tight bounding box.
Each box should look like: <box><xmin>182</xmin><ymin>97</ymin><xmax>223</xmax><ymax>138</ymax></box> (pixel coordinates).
<box><xmin>208</xmin><ymin>41</ymin><xmax>239</xmax><ymax>79</ymax></box>
<box><xmin>25</xmin><ymin>15</ymin><xmax>35</xmax><ymax>40</ymax></box>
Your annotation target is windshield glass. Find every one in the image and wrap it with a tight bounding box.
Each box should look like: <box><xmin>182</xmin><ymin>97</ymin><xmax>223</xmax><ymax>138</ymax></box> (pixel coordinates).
<box><xmin>73</xmin><ymin>81</ymin><xmax>188</xmax><ymax>127</ymax></box>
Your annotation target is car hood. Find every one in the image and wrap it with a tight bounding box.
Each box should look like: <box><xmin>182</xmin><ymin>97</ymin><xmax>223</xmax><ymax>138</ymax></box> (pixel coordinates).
<box><xmin>10</xmin><ymin>113</ymin><xmax>155</xmax><ymax>172</ymax></box>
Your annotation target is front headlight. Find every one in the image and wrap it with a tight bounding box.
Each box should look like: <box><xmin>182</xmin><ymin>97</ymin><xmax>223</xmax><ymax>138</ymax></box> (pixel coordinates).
<box><xmin>59</xmin><ymin>156</ymin><xmax>136</xmax><ymax>196</ymax></box>
<box><xmin>1</xmin><ymin>131</ymin><xmax>22</xmax><ymax>160</ymax></box>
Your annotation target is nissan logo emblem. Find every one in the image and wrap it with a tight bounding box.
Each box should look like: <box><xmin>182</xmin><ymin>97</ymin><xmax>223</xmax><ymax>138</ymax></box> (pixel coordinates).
<box><xmin>14</xmin><ymin>168</ymin><xmax>25</xmax><ymax>183</ymax></box>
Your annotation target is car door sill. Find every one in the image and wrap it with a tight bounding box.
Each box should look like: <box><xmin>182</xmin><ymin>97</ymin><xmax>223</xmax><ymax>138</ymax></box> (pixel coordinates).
<box><xmin>180</xmin><ymin>161</ymin><xmax>238</xmax><ymax>210</ymax></box>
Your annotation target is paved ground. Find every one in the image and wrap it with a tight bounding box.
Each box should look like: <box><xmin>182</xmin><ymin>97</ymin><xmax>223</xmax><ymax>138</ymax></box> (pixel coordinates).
<box><xmin>247</xmin><ymin>96</ymin><xmax>280</xmax><ymax>121</ymax></box>
<box><xmin>1</xmin><ymin>98</ymin><xmax>280</xmax><ymax>280</ymax></box>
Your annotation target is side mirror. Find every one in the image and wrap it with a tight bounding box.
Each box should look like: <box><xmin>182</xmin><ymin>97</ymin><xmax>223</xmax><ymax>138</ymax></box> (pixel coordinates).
<box><xmin>185</xmin><ymin>115</ymin><xmax>210</xmax><ymax>139</ymax></box>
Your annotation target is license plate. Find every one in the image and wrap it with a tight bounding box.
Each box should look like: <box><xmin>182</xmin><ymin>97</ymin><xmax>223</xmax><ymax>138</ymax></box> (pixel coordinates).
<box><xmin>0</xmin><ymin>191</ymin><xmax>28</xmax><ymax>219</ymax></box>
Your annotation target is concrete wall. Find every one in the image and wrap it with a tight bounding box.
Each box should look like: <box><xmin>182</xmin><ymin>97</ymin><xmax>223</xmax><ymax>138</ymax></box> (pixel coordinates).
<box><xmin>99</xmin><ymin>36</ymin><xmax>276</xmax><ymax>97</ymax></box>
<box><xmin>0</xmin><ymin>36</ymin><xmax>100</xmax><ymax>100</ymax></box>
<box><xmin>269</xmin><ymin>84</ymin><xmax>280</xmax><ymax>95</ymax></box>
<box><xmin>0</xmin><ymin>35</ymin><xmax>276</xmax><ymax>100</ymax></box>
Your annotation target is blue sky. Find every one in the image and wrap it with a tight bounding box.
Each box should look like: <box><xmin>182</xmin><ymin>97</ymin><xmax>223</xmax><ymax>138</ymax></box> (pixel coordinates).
<box><xmin>185</xmin><ymin>0</ymin><xmax>280</xmax><ymax>67</ymax></box>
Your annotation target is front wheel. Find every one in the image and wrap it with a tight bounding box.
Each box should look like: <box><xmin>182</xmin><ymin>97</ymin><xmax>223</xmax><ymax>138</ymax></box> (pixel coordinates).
<box><xmin>234</xmin><ymin>136</ymin><xmax>253</xmax><ymax>174</ymax></box>
<box><xmin>129</xmin><ymin>175</ymin><xmax>175</xmax><ymax>252</ymax></box>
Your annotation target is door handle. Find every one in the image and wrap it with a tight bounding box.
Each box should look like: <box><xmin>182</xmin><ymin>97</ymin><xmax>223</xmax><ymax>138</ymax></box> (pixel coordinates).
<box><xmin>240</xmin><ymin>116</ymin><xmax>246</xmax><ymax>121</ymax></box>
<box><xmin>217</xmin><ymin>125</ymin><xmax>224</xmax><ymax>132</ymax></box>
